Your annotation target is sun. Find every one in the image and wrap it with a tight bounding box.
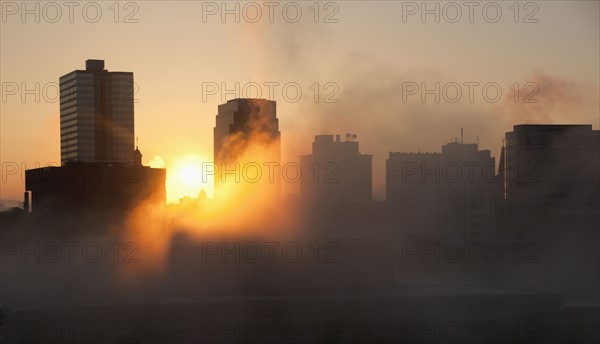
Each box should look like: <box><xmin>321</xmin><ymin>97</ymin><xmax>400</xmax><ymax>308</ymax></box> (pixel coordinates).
<box><xmin>180</xmin><ymin>164</ymin><xmax>202</xmax><ymax>187</ymax></box>
<box><xmin>166</xmin><ymin>155</ymin><xmax>213</xmax><ymax>204</ymax></box>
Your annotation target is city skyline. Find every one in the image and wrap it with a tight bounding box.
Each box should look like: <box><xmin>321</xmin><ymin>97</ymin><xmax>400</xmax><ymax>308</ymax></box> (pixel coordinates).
<box><xmin>3</xmin><ymin>76</ymin><xmax>599</xmax><ymax>204</ymax></box>
<box><xmin>2</xmin><ymin>1</ymin><xmax>599</xmax><ymax>202</ymax></box>
<box><xmin>2</xmin><ymin>2</ymin><xmax>599</xmax><ymax>342</ymax></box>
<box><xmin>4</xmin><ymin>71</ymin><xmax>599</xmax><ymax>205</ymax></box>
<box><xmin>14</xmin><ymin>57</ymin><xmax>600</xmax><ymax>215</ymax></box>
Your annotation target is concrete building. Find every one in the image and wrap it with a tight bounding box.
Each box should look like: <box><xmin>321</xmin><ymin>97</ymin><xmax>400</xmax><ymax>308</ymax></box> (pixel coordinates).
<box><xmin>60</xmin><ymin>59</ymin><xmax>134</xmax><ymax>164</ymax></box>
<box><xmin>300</xmin><ymin>134</ymin><xmax>373</xmax><ymax>202</ymax></box>
<box><xmin>387</xmin><ymin>138</ymin><xmax>496</xmax><ymax>239</ymax></box>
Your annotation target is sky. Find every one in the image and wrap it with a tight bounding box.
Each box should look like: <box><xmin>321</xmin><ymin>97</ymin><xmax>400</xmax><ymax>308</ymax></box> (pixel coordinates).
<box><xmin>1</xmin><ymin>0</ymin><xmax>599</xmax><ymax>202</ymax></box>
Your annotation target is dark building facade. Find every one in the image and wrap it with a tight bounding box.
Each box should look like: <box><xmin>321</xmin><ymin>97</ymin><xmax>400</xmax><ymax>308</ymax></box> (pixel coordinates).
<box><xmin>300</xmin><ymin>134</ymin><xmax>372</xmax><ymax>202</ymax></box>
<box><xmin>213</xmin><ymin>98</ymin><xmax>281</xmax><ymax>199</ymax></box>
<box><xmin>387</xmin><ymin>140</ymin><xmax>496</xmax><ymax>239</ymax></box>
<box><xmin>25</xmin><ymin>160</ymin><xmax>166</xmax><ymax>215</ymax></box>
<box><xmin>60</xmin><ymin>59</ymin><xmax>134</xmax><ymax>164</ymax></box>
<box><xmin>499</xmin><ymin>124</ymin><xmax>600</xmax><ymax>237</ymax></box>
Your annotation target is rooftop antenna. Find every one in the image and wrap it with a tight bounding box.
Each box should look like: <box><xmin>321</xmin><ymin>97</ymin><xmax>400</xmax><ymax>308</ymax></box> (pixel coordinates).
<box><xmin>136</xmin><ymin>136</ymin><xmax>139</xmax><ymax>149</ymax></box>
<box><xmin>477</xmin><ymin>135</ymin><xmax>479</xmax><ymax>146</ymax></box>
<box><xmin>461</xmin><ymin>128</ymin><xmax>463</xmax><ymax>144</ymax></box>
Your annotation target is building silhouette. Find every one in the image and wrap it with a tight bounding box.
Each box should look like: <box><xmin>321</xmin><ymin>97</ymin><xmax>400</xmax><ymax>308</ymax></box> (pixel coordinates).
<box><xmin>387</xmin><ymin>136</ymin><xmax>496</xmax><ymax>239</ymax></box>
<box><xmin>499</xmin><ymin>124</ymin><xmax>600</xmax><ymax>237</ymax></box>
<box><xmin>25</xmin><ymin>159</ymin><xmax>166</xmax><ymax>215</ymax></box>
<box><xmin>213</xmin><ymin>98</ymin><xmax>281</xmax><ymax>199</ymax></box>
<box><xmin>60</xmin><ymin>59</ymin><xmax>134</xmax><ymax>164</ymax></box>
<box><xmin>300</xmin><ymin>134</ymin><xmax>372</xmax><ymax>202</ymax></box>
<box><xmin>25</xmin><ymin>60</ymin><xmax>165</xmax><ymax>217</ymax></box>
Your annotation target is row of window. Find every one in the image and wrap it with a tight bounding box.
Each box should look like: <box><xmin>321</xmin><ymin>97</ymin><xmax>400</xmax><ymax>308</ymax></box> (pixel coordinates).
<box><xmin>60</xmin><ymin>139</ymin><xmax>79</xmax><ymax>147</ymax></box>
<box><xmin>60</xmin><ymin>99</ymin><xmax>96</xmax><ymax>109</ymax></box>
<box><xmin>61</xmin><ymin>152</ymin><xmax>78</xmax><ymax>160</ymax></box>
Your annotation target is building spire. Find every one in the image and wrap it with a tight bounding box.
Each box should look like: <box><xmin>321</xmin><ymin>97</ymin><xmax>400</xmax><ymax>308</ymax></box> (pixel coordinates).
<box><xmin>133</xmin><ymin>136</ymin><xmax>142</xmax><ymax>166</ymax></box>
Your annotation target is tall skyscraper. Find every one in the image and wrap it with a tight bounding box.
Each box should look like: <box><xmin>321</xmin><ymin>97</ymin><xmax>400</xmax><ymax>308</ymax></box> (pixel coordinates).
<box><xmin>60</xmin><ymin>59</ymin><xmax>134</xmax><ymax>164</ymax></box>
<box><xmin>213</xmin><ymin>98</ymin><xmax>281</xmax><ymax>199</ymax></box>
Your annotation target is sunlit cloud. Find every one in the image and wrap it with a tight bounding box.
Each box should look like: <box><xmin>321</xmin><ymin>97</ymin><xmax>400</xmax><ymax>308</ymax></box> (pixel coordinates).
<box><xmin>147</xmin><ymin>155</ymin><xmax>166</xmax><ymax>168</ymax></box>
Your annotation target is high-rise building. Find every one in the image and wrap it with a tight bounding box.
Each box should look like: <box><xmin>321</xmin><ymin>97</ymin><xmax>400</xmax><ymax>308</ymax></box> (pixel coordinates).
<box><xmin>499</xmin><ymin>124</ymin><xmax>600</xmax><ymax>237</ymax></box>
<box><xmin>213</xmin><ymin>98</ymin><xmax>281</xmax><ymax>199</ymax></box>
<box><xmin>60</xmin><ymin>59</ymin><xmax>134</xmax><ymax>164</ymax></box>
<box><xmin>502</xmin><ymin>124</ymin><xmax>599</xmax><ymax>211</ymax></box>
<box><xmin>300</xmin><ymin>134</ymin><xmax>373</xmax><ymax>202</ymax></box>
<box><xmin>387</xmin><ymin>139</ymin><xmax>496</xmax><ymax>239</ymax></box>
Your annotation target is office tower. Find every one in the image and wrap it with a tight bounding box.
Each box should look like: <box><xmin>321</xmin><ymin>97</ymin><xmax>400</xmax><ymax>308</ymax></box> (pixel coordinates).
<box><xmin>60</xmin><ymin>59</ymin><xmax>134</xmax><ymax>164</ymax></box>
<box><xmin>499</xmin><ymin>124</ymin><xmax>600</xmax><ymax>237</ymax></box>
<box><xmin>387</xmin><ymin>138</ymin><xmax>496</xmax><ymax>239</ymax></box>
<box><xmin>213</xmin><ymin>98</ymin><xmax>281</xmax><ymax>199</ymax></box>
<box><xmin>300</xmin><ymin>134</ymin><xmax>372</xmax><ymax>202</ymax></box>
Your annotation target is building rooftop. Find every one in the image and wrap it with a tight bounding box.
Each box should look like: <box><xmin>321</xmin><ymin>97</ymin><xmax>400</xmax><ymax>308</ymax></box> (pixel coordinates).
<box><xmin>513</xmin><ymin>124</ymin><xmax>593</xmax><ymax>132</ymax></box>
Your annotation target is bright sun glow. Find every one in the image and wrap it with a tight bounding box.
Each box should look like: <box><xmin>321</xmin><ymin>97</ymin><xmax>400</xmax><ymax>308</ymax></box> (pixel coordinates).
<box><xmin>180</xmin><ymin>165</ymin><xmax>201</xmax><ymax>187</ymax></box>
<box><xmin>166</xmin><ymin>155</ymin><xmax>213</xmax><ymax>204</ymax></box>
